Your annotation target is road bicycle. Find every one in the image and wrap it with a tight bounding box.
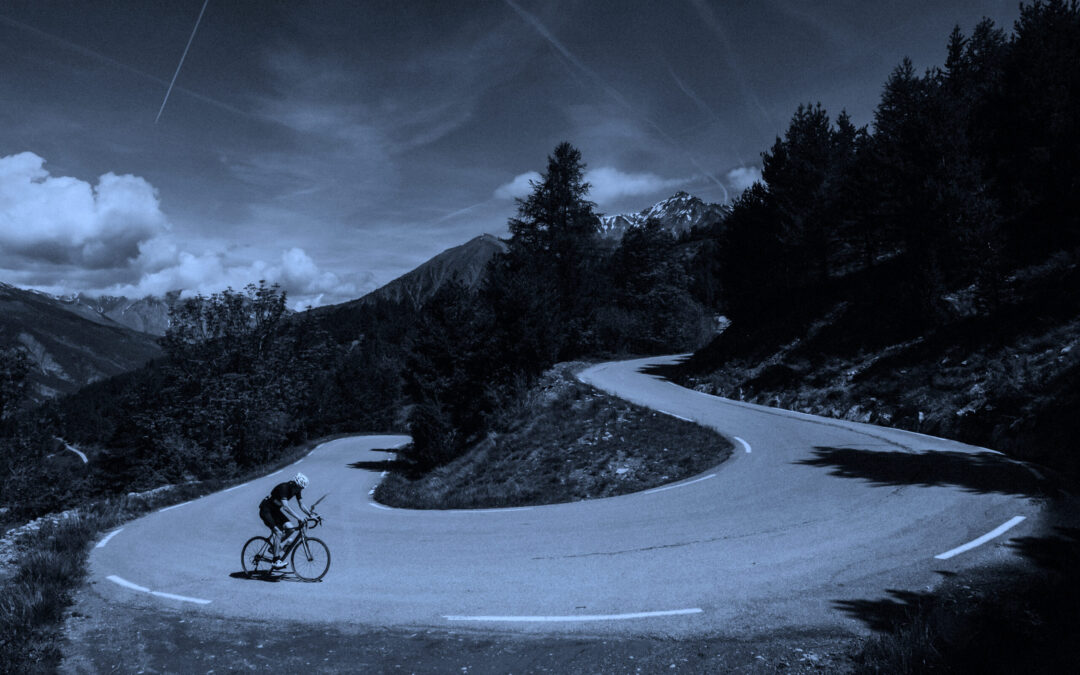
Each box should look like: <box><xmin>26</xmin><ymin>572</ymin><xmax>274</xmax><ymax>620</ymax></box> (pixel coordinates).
<box><xmin>241</xmin><ymin>512</ymin><xmax>331</xmax><ymax>581</ymax></box>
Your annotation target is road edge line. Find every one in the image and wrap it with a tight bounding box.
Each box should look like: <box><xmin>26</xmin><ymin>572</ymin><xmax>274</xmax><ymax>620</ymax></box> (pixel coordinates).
<box><xmin>934</xmin><ymin>516</ymin><xmax>1027</xmax><ymax>560</ymax></box>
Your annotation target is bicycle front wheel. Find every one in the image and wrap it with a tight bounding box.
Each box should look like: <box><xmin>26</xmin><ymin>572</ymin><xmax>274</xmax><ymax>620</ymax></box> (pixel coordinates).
<box><xmin>241</xmin><ymin>536</ymin><xmax>273</xmax><ymax>576</ymax></box>
<box><xmin>291</xmin><ymin>537</ymin><xmax>330</xmax><ymax>581</ymax></box>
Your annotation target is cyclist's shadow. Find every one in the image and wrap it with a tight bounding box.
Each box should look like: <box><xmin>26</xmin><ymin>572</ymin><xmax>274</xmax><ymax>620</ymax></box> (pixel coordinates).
<box><xmin>229</xmin><ymin>571</ymin><xmax>315</xmax><ymax>583</ymax></box>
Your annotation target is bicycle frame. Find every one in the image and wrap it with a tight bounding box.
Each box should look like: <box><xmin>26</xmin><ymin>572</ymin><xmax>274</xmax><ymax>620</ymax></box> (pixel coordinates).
<box><xmin>261</xmin><ymin>515</ymin><xmax>320</xmax><ymax>563</ymax></box>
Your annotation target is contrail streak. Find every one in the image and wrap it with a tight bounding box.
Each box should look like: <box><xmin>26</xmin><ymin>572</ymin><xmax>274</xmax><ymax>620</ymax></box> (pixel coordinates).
<box><xmin>503</xmin><ymin>0</ymin><xmax>729</xmax><ymax>201</ymax></box>
<box><xmin>685</xmin><ymin>0</ymin><xmax>776</xmax><ymax>133</ymax></box>
<box><xmin>156</xmin><ymin>0</ymin><xmax>210</xmax><ymax>124</ymax></box>
<box><xmin>0</xmin><ymin>11</ymin><xmax>255</xmax><ymax>122</ymax></box>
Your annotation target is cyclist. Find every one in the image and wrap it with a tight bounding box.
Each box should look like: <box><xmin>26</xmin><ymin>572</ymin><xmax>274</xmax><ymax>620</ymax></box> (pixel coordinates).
<box><xmin>259</xmin><ymin>472</ymin><xmax>313</xmax><ymax>568</ymax></box>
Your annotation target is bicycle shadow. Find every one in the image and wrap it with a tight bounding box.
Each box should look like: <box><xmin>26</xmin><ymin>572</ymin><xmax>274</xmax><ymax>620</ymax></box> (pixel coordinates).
<box><xmin>228</xmin><ymin>571</ymin><xmax>321</xmax><ymax>583</ymax></box>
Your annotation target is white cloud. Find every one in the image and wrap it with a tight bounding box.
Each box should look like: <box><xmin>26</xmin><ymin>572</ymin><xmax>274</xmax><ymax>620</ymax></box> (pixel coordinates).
<box><xmin>98</xmin><ymin>245</ymin><xmax>374</xmax><ymax>310</ymax></box>
<box><xmin>0</xmin><ymin>153</ymin><xmax>374</xmax><ymax>308</ymax></box>
<box><xmin>495</xmin><ymin>167</ymin><xmax>688</xmax><ymax>206</ymax></box>
<box><xmin>0</xmin><ymin>152</ymin><xmax>168</xmax><ymax>268</ymax></box>
<box><xmin>583</xmin><ymin>167</ymin><xmax>686</xmax><ymax>205</ymax></box>
<box><xmin>493</xmin><ymin>171</ymin><xmax>541</xmax><ymax>200</ymax></box>
<box><xmin>726</xmin><ymin>166</ymin><xmax>762</xmax><ymax>192</ymax></box>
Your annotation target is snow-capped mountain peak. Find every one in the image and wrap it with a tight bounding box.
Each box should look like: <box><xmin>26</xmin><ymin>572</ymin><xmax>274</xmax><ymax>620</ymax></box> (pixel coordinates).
<box><xmin>597</xmin><ymin>192</ymin><xmax>729</xmax><ymax>240</ymax></box>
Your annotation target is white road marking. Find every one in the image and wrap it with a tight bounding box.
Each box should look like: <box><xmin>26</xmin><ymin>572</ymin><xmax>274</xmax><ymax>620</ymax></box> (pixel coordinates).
<box><xmin>158</xmin><ymin>501</ymin><xmax>189</xmax><ymax>513</ymax></box>
<box><xmin>95</xmin><ymin>528</ymin><xmax>124</xmax><ymax>549</ymax></box>
<box><xmin>65</xmin><ymin>444</ymin><xmax>88</xmax><ymax>464</ymax></box>
<box><xmin>935</xmin><ymin>516</ymin><xmax>1027</xmax><ymax>560</ymax></box>
<box><xmin>643</xmin><ymin>474</ymin><xmax>717</xmax><ymax>495</ymax></box>
<box><xmin>1022</xmin><ymin>464</ymin><xmax>1046</xmax><ymax>481</ymax></box>
<box><xmin>107</xmin><ymin>575</ymin><xmax>150</xmax><ymax>593</ymax></box>
<box><xmin>445</xmin><ymin>608</ymin><xmax>703</xmax><ymax>622</ymax></box>
<box><xmin>458</xmin><ymin>507</ymin><xmax>533</xmax><ymax>514</ymax></box>
<box><xmin>108</xmin><ymin>574</ymin><xmax>211</xmax><ymax>604</ymax></box>
<box><xmin>735</xmin><ymin>436</ymin><xmax>752</xmax><ymax>453</ymax></box>
<box><xmin>369</xmin><ymin>502</ymin><xmax>393</xmax><ymax>510</ymax></box>
<box><xmin>267</xmin><ymin>470</ymin><xmax>283</xmax><ymax>478</ymax></box>
<box><xmin>223</xmin><ymin>482</ymin><xmax>249</xmax><ymax>493</ymax></box>
<box><xmin>150</xmin><ymin>590</ymin><xmax>212</xmax><ymax>605</ymax></box>
<box><xmin>659</xmin><ymin>409</ymin><xmax>694</xmax><ymax>422</ymax></box>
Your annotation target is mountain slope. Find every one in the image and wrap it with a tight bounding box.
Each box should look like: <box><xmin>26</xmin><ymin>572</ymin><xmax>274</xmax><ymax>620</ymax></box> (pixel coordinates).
<box><xmin>324</xmin><ymin>233</ymin><xmax>508</xmax><ymax>312</ymax></box>
<box><xmin>0</xmin><ymin>283</ymin><xmax>162</xmax><ymax>402</ymax></box>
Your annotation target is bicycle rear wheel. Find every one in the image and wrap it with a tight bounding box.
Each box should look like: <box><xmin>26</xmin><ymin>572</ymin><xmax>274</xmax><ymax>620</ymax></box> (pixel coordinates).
<box><xmin>291</xmin><ymin>537</ymin><xmax>330</xmax><ymax>581</ymax></box>
<box><xmin>241</xmin><ymin>536</ymin><xmax>274</xmax><ymax>576</ymax></box>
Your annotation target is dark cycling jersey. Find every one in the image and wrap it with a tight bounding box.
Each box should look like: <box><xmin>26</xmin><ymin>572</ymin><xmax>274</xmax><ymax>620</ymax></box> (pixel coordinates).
<box><xmin>269</xmin><ymin>480</ymin><xmax>303</xmax><ymax>503</ymax></box>
<box><xmin>259</xmin><ymin>481</ymin><xmax>304</xmax><ymax>531</ymax></box>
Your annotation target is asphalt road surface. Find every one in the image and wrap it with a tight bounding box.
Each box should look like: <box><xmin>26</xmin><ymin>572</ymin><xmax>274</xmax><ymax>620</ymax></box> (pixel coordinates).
<box><xmin>88</xmin><ymin>355</ymin><xmax>1046</xmax><ymax>638</ymax></box>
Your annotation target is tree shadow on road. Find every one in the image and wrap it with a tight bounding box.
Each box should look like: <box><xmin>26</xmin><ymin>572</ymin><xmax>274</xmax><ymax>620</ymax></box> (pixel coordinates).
<box><xmin>836</xmin><ymin>510</ymin><xmax>1080</xmax><ymax>671</ymax></box>
<box><xmin>796</xmin><ymin>446</ymin><xmax>1052</xmax><ymax>498</ymax></box>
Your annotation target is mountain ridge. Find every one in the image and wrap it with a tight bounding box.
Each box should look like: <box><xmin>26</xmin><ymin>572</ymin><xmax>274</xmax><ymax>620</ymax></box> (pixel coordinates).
<box><xmin>0</xmin><ymin>282</ymin><xmax>162</xmax><ymax>403</ymax></box>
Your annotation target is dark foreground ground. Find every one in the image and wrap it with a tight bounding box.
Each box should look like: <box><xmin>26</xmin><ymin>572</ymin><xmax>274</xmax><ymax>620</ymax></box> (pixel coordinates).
<box><xmin>61</xmin><ymin>586</ymin><xmax>856</xmax><ymax>674</ymax></box>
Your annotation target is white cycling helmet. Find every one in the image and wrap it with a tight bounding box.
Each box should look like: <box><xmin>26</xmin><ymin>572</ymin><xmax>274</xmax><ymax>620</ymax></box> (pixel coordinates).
<box><xmin>293</xmin><ymin>472</ymin><xmax>309</xmax><ymax>489</ymax></box>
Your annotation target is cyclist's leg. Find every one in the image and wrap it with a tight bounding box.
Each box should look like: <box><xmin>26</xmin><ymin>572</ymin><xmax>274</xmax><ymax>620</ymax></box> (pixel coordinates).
<box><xmin>259</xmin><ymin>500</ymin><xmax>284</xmax><ymax>558</ymax></box>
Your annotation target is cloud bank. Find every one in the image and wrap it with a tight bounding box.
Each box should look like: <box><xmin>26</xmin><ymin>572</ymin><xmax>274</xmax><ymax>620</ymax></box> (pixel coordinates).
<box><xmin>0</xmin><ymin>152</ymin><xmax>168</xmax><ymax>268</ymax></box>
<box><xmin>0</xmin><ymin>153</ymin><xmax>371</xmax><ymax>308</ymax></box>
<box><xmin>726</xmin><ymin>166</ymin><xmax>763</xmax><ymax>192</ymax></box>
<box><xmin>493</xmin><ymin>171</ymin><xmax>541</xmax><ymax>200</ymax></box>
<box><xmin>495</xmin><ymin>167</ymin><xmax>687</xmax><ymax>206</ymax></box>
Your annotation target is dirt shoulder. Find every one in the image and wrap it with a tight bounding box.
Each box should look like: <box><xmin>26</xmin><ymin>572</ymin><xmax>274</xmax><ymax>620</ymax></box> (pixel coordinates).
<box><xmin>61</xmin><ymin>585</ymin><xmax>857</xmax><ymax>674</ymax></box>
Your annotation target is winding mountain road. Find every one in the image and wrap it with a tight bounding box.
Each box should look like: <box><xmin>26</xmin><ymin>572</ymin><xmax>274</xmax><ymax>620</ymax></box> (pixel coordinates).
<box><xmin>88</xmin><ymin>355</ymin><xmax>1047</xmax><ymax>638</ymax></box>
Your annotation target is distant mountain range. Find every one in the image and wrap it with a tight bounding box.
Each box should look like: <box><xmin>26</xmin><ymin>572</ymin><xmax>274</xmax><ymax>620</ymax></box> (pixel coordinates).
<box><xmin>0</xmin><ymin>283</ymin><xmax>162</xmax><ymax>403</ymax></box>
<box><xmin>597</xmin><ymin>191</ymin><xmax>729</xmax><ymax>241</ymax></box>
<box><xmin>64</xmin><ymin>292</ymin><xmax>179</xmax><ymax>336</ymax></box>
<box><xmin>1</xmin><ymin>192</ymin><xmax>725</xmax><ymax>402</ymax></box>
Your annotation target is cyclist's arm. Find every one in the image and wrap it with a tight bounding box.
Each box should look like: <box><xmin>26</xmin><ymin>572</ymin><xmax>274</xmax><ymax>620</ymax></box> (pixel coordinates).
<box><xmin>275</xmin><ymin>498</ymin><xmax>301</xmax><ymax>522</ymax></box>
<box><xmin>296</xmin><ymin>496</ymin><xmax>312</xmax><ymax>518</ymax></box>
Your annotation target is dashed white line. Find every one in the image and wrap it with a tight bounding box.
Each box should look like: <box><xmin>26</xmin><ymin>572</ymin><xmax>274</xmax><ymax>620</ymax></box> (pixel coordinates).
<box><xmin>659</xmin><ymin>410</ymin><xmax>694</xmax><ymax>422</ymax></box>
<box><xmin>150</xmin><ymin>590</ymin><xmax>212</xmax><ymax>605</ymax></box>
<box><xmin>266</xmin><ymin>470</ymin><xmax>283</xmax><ymax>478</ymax></box>
<box><xmin>107</xmin><ymin>574</ymin><xmax>211</xmax><ymax>604</ymax></box>
<box><xmin>95</xmin><ymin>528</ymin><xmax>124</xmax><ymax>549</ymax></box>
<box><xmin>643</xmin><ymin>473</ymin><xmax>717</xmax><ymax>495</ymax></box>
<box><xmin>107</xmin><ymin>575</ymin><xmax>150</xmax><ymax>593</ymax></box>
<box><xmin>369</xmin><ymin>502</ymin><xmax>393</xmax><ymax>511</ymax></box>
<box><xmin>65</xmin><ymin>444</ymin><xmax>88</xmax><ymax>464</ymax></box>
<box><xmin>445</xmin><ymin>608</ymin><xmax>703</xmax><ymax>622</ymax></box>
<box><xmin>735</xmin><ymin>436</ymin><xmax>752</xmax><ymax>453</ymax></box>
<box><xmin>935</xmin><ymin>516</ymin><xmax>1026</xmax><ymax>560</ymax></box>
<box><xmin>223</xmin><ymin>482</ymin><xmax>249</xmax><ymax>493</ymax></box>
<box><xmin>458</xmin><ymin>507</ymin><xmax>533</xmax><ymax>514</ymax></box>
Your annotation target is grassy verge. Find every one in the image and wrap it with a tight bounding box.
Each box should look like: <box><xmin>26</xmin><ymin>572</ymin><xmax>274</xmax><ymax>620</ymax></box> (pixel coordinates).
<box><xmin>376</xmin><ymin>362</ymin><xmax>732</xmax><ymax>509</ymax></box>
<box><xmin>0</xmin><ymin>433</ymin><xmax>344</xmax><ymax>674</ymax></box>
<box><xmin>851</xmin><ymin>501</ymin><xmax>1080</xmax><ymax>673</ymax></box>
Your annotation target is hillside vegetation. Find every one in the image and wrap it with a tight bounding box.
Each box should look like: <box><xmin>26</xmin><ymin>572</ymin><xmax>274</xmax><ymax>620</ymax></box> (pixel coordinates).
<box><xmin>377</xmin><ymin>363</ymin><xmax>731</xmax><ymax>509</ymax></box>
<box><xmin>663</xmin><ymin>0</ymin><xmax>1080</xmax><ymax>481</ymax></box>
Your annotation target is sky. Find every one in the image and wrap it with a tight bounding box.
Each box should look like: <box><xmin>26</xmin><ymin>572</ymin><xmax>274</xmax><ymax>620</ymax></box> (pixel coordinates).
<box><xmin>0</xmin><ymin>0</ymin><xmax>1019</xmax><ymax>309</ymax></box>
